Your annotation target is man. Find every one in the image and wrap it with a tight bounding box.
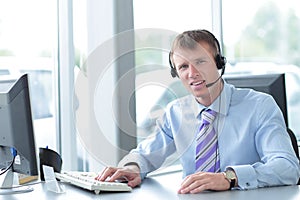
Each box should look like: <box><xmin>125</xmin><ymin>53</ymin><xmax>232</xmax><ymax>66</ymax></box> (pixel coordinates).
<box><xmin>96</xmin><ymin>29</ymin><xmax>300</xmax><ymax>194</ymax></box>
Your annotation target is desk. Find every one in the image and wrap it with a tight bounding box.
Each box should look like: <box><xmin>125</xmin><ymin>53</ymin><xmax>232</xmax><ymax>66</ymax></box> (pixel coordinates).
<box><xmin>1</xmin><ymin>172</ymin><xmax>300</xmax><ymax>200</ymax></box>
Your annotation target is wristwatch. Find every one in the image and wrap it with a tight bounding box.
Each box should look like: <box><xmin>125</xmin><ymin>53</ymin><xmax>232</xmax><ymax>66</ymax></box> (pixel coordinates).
<box><xmin>223</xmin><ymin>169</ymin><xmax>237</xmax><ymax>189</ymax></box>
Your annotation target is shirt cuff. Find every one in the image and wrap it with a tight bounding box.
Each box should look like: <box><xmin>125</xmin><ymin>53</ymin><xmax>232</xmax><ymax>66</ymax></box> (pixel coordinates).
<box><xmin>118</xmin><ymin>153</ymin><xmax>149</xmax><ymax>179</ymax></box>
<box><xmin>227</xmin><ymin>165</ymin><xmax>258</xmax><ymax>190</ymax></box>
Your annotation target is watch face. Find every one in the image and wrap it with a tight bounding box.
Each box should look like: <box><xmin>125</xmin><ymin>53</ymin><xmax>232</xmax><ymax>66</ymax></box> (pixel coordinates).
<box><xmin>226</xmin><ymin>170</ymin><xmax>236</xmax><ymax>180</ymax></box>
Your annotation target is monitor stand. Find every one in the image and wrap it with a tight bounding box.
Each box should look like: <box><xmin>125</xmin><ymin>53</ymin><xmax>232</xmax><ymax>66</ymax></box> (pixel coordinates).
<box><xmin>0</xmin><ymin>169</ymin><xmax>33</xmax><ymax>195</ymax></box>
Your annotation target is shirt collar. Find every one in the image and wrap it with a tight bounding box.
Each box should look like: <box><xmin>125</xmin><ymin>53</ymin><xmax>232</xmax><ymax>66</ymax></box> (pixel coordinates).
<box><xmin>192</xmin><ymin>80</ymin><xmax>232</xmax><ymax>118</ymax></box>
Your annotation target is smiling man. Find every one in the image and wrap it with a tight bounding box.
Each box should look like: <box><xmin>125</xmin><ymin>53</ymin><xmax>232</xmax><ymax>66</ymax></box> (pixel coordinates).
<box><xmin>96</xmin><ymin>29</ymin><xmax>300</xmax><ymax>194</ymax></box>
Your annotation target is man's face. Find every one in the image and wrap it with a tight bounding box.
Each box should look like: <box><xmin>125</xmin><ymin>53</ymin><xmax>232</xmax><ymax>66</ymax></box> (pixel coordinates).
<box><xmin>172</xmin><ymin>42</ymin><xmax>220</xmax><ymax>104</ymax></box>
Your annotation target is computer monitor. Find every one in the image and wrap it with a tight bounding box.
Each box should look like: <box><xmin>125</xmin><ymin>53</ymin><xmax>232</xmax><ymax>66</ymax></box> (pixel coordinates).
<box><xmin>224</xmin><ymin>73</ymin><xmax>288</xmax><ymax>126</ymax></box>
<box><xmin>0</xmin><ymin>74</ymin><xmax>38</xmax><ymax>189</ymax></box>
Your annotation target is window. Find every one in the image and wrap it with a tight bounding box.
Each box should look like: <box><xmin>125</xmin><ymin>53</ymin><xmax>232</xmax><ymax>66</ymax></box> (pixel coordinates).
<box><xmin>134</xmin><ymin>0</ymin><xmax>212</xmax><ymax>140</ymax></box>
<box><xmin>133</xmin><ymin>0</ymin><xmax>212</xmax><ymax>170</ymax></box>
<box><xmin>222</xmin><ymin>0</ymin><xmax>300</xmax><ymax>139</ymax></box>
<box><xmin>0</xmin><ymin>0</ymin><xmax>58</xmax><ymax>149</ymax></box>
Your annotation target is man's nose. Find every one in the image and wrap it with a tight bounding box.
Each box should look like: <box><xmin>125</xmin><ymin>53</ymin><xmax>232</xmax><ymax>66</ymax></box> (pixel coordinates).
<box><xmin>188</xmin><ymin>64</ymin><xmax>199</xmax><ymax>78</ymax></box>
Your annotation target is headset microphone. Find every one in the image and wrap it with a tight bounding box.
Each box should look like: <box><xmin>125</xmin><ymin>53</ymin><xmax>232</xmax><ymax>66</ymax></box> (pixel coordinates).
<box><xmin>205</xmin><ymin>63</ymin><xmax>225</xmax><ymax>88</ymax></box>
<box><xmin>205</xmin><ymin>75</ymin><xmax>222</xmax><ymax>88</ymax></box>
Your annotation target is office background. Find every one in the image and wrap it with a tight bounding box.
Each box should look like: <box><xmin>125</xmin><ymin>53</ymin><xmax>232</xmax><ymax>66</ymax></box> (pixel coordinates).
<box><xmin>0</xmin><ymin>0</ymin><xmax>299</xmax><ymax>174</ymax></box>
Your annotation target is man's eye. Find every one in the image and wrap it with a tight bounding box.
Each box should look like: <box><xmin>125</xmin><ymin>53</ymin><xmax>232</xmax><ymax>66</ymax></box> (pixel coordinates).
<box><xmin>179</xmin><ymin>64</ymin><xmax>188</xmax><ymax>70</ymax></box>
<box><xmin>195</xmin><ymin>60</ymin><xmax>205</xmax><ymax>65</ymax></box>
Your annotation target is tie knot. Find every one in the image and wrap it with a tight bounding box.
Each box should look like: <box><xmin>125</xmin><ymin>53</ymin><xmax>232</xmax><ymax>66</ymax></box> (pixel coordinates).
<box><xmin>201</xmin><ymin>109</ymin><xmax>217</xmax><ymax>125</ymax></box>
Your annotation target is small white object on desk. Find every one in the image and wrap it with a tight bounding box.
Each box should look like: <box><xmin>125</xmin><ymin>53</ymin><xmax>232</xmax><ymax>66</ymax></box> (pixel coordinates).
<box><xmin>42</xmin><ymin>165</ymin><xmax>65</xmax><ymax>193</ymax></box>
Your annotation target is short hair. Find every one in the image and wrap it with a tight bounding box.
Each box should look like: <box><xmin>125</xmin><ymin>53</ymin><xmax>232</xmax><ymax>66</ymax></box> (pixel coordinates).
<box><xmin>170</xmin><ymin>29</ymin><xmax>221</xmax><ymax>57</ymax></box>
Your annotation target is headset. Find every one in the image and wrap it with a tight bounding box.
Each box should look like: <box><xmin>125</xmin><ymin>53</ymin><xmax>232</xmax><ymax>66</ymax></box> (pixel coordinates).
<box><xmin>169</xmin><ymin>29</ymin><xmax>226</xmax><ymax>79</ymax></box>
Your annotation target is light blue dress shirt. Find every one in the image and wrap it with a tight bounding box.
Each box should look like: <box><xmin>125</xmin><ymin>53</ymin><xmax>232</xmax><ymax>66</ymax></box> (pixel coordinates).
<box><xmin>119</xmin><ymin>81</ymin><xmax>300</xmax><ymax>189</ymax></box>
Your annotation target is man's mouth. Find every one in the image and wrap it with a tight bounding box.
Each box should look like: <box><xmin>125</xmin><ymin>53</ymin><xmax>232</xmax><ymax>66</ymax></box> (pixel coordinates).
<box><xmin>190</xmin><ymin>80</ymin><xmax>205</xmax><ymax>86</ymax></box>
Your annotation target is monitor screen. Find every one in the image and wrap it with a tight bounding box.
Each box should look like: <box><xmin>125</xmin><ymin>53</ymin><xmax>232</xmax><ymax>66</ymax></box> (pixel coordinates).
<box><xmin>0</xmin><ymin>74</ymin><xmax>38</xmax><ymax>187</ymax></box>
<box><xmin>224</xmin><ymin>73</ymin><xmax>288</xmax><ymax>126</ymax></box>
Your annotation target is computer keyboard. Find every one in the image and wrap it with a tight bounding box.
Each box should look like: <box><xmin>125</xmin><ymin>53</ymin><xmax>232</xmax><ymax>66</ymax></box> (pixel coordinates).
<box><xmin>55</xmin><ymin>171</ymin><xmax>132</xmax><ymax>194</ymax></box>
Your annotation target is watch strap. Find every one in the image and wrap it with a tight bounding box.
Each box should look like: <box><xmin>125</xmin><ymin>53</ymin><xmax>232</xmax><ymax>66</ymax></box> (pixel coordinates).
<box><xmin>229</xmin><ymin>178</ymin><xmax>235</xmax><ymax>189</ymax></box>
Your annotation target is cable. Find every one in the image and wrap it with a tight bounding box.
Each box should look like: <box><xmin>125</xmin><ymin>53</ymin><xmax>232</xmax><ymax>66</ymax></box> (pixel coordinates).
<box><xmin>213</xmin><ymin>78</ymin><xmax>223</xmax><ymax>173</ymax></box>
<box><xmin>0</xmin><ymin>148</ymin><xmax>17</xmax><ymax>176</ymax></box>
<box><xmin>0</xmin><ymin>180</ymin><xmax>43</xmax><ymax>190</ymax></box>
<box><xmin>0</xmin><ymin>148</ymin><xmax>40</xmax><ymax>195</ymax></box>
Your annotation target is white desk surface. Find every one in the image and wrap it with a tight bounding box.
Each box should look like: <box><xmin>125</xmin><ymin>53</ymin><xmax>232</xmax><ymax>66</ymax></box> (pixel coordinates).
<box><xmin>1</xmin><ymin>171</ymin><xmax>300</xmax><ymax>200</ymax></box>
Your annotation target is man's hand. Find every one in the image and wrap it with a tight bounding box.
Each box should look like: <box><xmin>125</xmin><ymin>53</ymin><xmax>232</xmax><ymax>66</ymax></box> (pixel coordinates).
<box><xmin>95</xmin><ymin>165</ymin><xmax>142</xmax><ymax>188</ymax></box>
<box><xmin>178</xmin><ymin>172</ymin><xmax>230</xmax><ymax>194</ymax></box>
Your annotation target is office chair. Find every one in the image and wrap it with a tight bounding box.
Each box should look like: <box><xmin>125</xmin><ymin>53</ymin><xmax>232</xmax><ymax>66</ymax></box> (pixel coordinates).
<box><xmin>286</xmin><ymin>127</ymin><xmax>300</xmax><ymax>185</ymax></box>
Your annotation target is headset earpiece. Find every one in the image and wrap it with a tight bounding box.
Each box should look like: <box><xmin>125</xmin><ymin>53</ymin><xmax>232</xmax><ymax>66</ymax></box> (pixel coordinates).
<box><xmin>169</xmin><ymin>52</ymin><xmax>178</xmax><ymax>78</ymax></box>
<box><xmin>170</xmin><ymin>68</ymin><xmax>178</xmax><ymax>78</ymax></box>
<box><xmin>215</xmin><ymin>54</ymin><xmax>226</xmax><ymax>69</ymax></box>
<box><xmin>215</xmin><ymin>54</ymin><xmax>226</xmax><ymax>76</ymax></box>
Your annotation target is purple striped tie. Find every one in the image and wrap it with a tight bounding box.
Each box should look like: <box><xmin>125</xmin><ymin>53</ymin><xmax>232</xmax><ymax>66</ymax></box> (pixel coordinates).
<box><xmin>195</xmin><ymin>109</ymin><xmax>220</xmax><ymax>172</ymax></box>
